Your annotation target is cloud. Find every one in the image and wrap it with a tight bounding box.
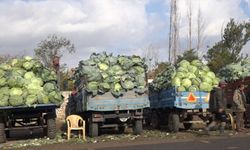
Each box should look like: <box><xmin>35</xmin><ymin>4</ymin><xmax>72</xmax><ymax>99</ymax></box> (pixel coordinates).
<box><xmin>0</xmin><ymin>0</ymin><xmax>249</xmax><ymax>67</ymax></box>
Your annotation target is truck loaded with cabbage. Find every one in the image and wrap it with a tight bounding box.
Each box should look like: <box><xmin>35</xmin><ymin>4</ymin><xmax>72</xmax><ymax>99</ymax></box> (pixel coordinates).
<box><xmin>69</xmin><ymin>52</ymin><xmax>149</xmax><ymax>137</ymax></box>
<box><xmin>146</xmin><ymin>60</ymin><xmax>218</xmax><ymax>132</ymax></box>
<box><xmin>0</xmin><ymin>57</ymin><xmax>63</xmax><ymax>143</ymax></box>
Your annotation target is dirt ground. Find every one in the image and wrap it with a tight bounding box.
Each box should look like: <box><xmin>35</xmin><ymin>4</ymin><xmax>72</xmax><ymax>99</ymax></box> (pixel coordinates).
<box><xmin>1</xmin><ymin>119</ymin><xmax>249</xmax><ymax>150</ymax></box>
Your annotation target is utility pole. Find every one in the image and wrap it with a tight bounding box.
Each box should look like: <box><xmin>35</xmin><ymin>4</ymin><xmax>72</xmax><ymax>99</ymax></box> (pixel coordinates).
<box><xmin>169</xmin><ymin>0</ymin><xmax>179</xmax><ymax>64</ymax></box>
<box><xmin>187</xmin><ymin>0</ymin><xmax>192</xmax><ymax>50</ymax></box>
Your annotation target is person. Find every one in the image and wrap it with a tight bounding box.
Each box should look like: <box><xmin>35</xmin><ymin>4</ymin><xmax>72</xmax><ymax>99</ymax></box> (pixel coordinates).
<box><xmin>205</xmin><ymin>80</ymin><xmax>227</xmax><ymax>135</ymax></box>
<box><xmin>232</xmin><ymin>84</ymin><xmax>247</xmax><ymax>132</ymax></box>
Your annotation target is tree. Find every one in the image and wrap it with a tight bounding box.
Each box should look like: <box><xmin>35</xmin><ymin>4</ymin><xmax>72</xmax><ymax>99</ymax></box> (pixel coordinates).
<box><xmin>204</xmin><ymin>19</ymin><xmax>250</xmax><ymax>73</ymax></box>
<box><xmin>34</xmin><ymin>34</ymin><xmax>75</xmax><ymax>69</ymax></box>
<box><xmin>176</xmin><ymin>49</ymin><xmax>200</xmax><ymax>64</ymax></box>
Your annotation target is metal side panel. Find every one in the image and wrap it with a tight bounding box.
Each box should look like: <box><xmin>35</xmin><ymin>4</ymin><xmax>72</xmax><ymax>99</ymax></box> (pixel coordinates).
<box><xmin>86</xmin><ymin>97</ymin><xmax>149</xmax><ymax>111</ymax></box>
<box><xmin>174</xmin><ymin>91</ymin><xmax>209</xmax><ymax>109</ymax></box>
<box><xmin>83</xmin><ymin>90</ymin><xmax>150</xmax><ymax>111</ymax></box>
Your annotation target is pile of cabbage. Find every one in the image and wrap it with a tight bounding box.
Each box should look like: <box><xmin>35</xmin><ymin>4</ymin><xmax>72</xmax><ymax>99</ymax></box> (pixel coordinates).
<box><xmin>218</xmin><ymin>58</ymin><xmax>250</xmax><ymax>81</ymax></box>
<box><xmin>0</xmin><ymin>56</ymin><xmax>63</xmax><ymax>107</ymax></box>
<box><xmin>150</xmin><ymin>60</ymin><xmax>219</xmax><ymax>92</ymax></box>
<box><xmin>73</xmin><ymin>52</ymin><xmax>147</xmax><ymax>97</ymax></box>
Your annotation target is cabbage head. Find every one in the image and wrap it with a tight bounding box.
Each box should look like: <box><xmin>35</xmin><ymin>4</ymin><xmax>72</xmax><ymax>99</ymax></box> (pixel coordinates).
<box><xmin>191</xmin><ymin>78</ymin><xmax>201</xmax><ymax>86</ymax></box>
<box><xmin>9</xmin><ymin>96</ymin><xmax>24</xmax><ymax>106</ymax></box>
<box><xmin>23</xmin><ymin>61</ymin><xmax>34</xmax><ymax>70</ymax></box>
<box><xmin>25</xmin><ymin>95</ymin><xmax>38</xmax><ymax>107</ymax></box>
<box><xmin>121</xmin><ymin>80</ymin><xmax>135</xmax><ymax>90</ymax></box>
<box><xmin>10</xmin><ymin>88</ymin><xmax>23</xmax><ymax>96</ymax></box>
<box><xmin>188</xmin><ymin>85</ymin><xmax>198</xmax><ymax>92</ymax></box>
<box><xmin>0</xmin><ymin>78</ymin><xmax>7</xmax><ymax>87</ymax></box>
<box><xmin>0</xmin><ymin>69</ymin><xmax>5</xmax><ymax>78</ymax></box>
<box><xmin>31</xmin><ymin>77</ymin><xmax>44</xmax><ymax>86</ymax></box>
<box><xmin>178</xmin><ymin>60</ymin><xmax>190</xmax><ymax>68</ymax></box>
<box><xmin>175</xmin><ymin>72</ymin><xmax>186</xmax><ymax>79</ymax></box>
<box><xmin>181</xmin><ymin>78</ymin><xmax>192</xmax><ymax>88</ymax></box>
<box><xmin>0</xmin><ymin>87</ymin><xmax>9</xmax><ymax>95</ymax></box>
<box><xmin>187</xmin><ymin>73</ymin><xmax>196</xmax><ymax>79</ymax></box>
<box><xmin>24</xmin><ymin>72</ymin><xmax>35</xmax><ymax>80</ymax></box>
<box><xmin>188</xmin><ymin>65</ymin><xmax>197</xmax><ymax>73</ymax></box>
<box><xmin>37</xmin><ymin>92</ymin><xmax>50</xmax><ymax>104</ymax></box>
<box><xmin>98</xmin><ymin>82</ymin><xmax>110</xmax><ymax>93</ymax></box>
<box><xmin>199</xmin><ymin>82</ymin><xmax>212</xmax><ymax>92</ymax></box>
<box><xmin>98</xmin><ymin>63</ymin><xmax>109</xmax><ymax>71</ymax></box>
<box><xmin>206</xmin><ymin>71</ymin><xmax>216</xmax><ymax>79</ymax></box>
<box><xmin>177</xmin><ymin>86</ymin><xmax>186</xmax><ymax>92</ymax></box>
<box><xmin>201</xmin><ymin>76</ymin><xmax>213</xmax><ymax>84</ymax></box>
<box><xmin>43</xmin><ymin>82</ymin><xmax>56</xmax><ymax>93</ymax></box>
<box><xmin>0</xmin><ymin>94</ymin><xmax>9</xmax><ymax>107</ymax></box>
<box><xmin>191</xmin><ymin>60</ymin><xmax>203</xmax><ymax>67</ymax></box>
<box><xmin>171</xmin><ymin>77</ymin><xmax>181</xmax><ymax>86</ymax></box>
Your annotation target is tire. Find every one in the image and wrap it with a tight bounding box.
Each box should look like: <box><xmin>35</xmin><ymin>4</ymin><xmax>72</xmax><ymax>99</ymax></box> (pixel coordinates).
<box><xmin>150</xmin><ymin>112</ymin><xmax>159</xmax><ymax>129</ymax></box>
<box><xmin>168</xmin><ymin>113</ymin><xmax>180</xmax><ymax>132</ymax></box>
<box><xmin>118</xmin><ymin>126</ymin><xmax>126</xmax><ymax>134</ymax></box>
<box><xmin>0</xmin><ymin>118</ymin><xmax>6</xmax><ymax>143</ymax></box>
<box><xmin>183</xmin><ymin>115</ymin><xmax>193</xmax><ymax>130</ymax></box>
<box><xmin>46</xmin><ymin>114</ymin><xmax>56</xmax><ymax>139</ymax></box>
<box><xmin>89</xmin><ymin>122</ymin><xmax>98</xmax><ymax>137</ymax></box>
<box><xmin>133</xmin><ymin>120</ymin><xmax>143</xmax><ymax>135</ymax></box>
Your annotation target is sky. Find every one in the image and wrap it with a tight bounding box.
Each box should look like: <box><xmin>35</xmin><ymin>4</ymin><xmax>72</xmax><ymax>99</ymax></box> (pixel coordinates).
<box><xmin>0</xmin><ymin>0</ymin><xmax>250</xmax><ymax>68</ymax></box>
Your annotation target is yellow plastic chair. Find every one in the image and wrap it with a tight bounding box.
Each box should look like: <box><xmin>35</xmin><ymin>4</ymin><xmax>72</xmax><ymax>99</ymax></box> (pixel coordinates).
<box><xmin>66</xmin><ymin>115</ymin><xmax>86</xmax><ymax>141</ymax></box>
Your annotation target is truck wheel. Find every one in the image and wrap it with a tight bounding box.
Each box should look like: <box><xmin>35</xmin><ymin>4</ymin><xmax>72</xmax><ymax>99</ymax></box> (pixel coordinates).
<box><xmin>46</xmin><ymin>115</ymin><xmax>56</xmax><ymax>139</ymax></box>
<box><xmin>89</xmin><ymin>123</ymin><xmax>98</xmax><ymax>137</ymax></box>
<box><xmin>133</xmin><ymin>120</ymin><xmax>143</xmax><ymax>135</ymax></box>
<box><xmin>168</xmin><ymin>113</ymin><xmax>180</xmax><ymax>132</ymax></box>
<box><xmin>151</xmin><ymin>112</ymin><xmax>159</xmax><ymax>129</ymax></box>
<box><xmin>0</xmin><ymin>118</ymin><xmax>6</xmax><ymax>143</ymax></box>
<box><xmin>118</xmin><ymin>126</ymin><xmax>125</xmax><ymax>134</ymax></box>
<box><xmin>183</xmin><ymin>115</ymin><xmax>193</xmax><ymax>130</ymax></box>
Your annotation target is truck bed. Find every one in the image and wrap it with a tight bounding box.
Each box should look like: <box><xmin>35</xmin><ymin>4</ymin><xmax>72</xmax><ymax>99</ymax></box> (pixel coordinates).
<box><xmin>149</xmin><ymin>88</ymin><xmax>209</xmax><ymax>109</ymax></box>
<box><xmin>75</xmin><ymin>90</ymin><xmax>150</xmax><ymax>112</ymax></box>
<box><xmin>0</xmin><ymin>104</ymin><xmax>58</xmax><ymax>111</ymax></box>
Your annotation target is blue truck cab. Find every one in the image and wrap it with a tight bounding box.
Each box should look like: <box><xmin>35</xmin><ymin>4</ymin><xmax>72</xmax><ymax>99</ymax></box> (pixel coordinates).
<box><xmin>69</xmin><ymin>90</ymin><xmax>149</xmax><ymax>137</ymax></box>
<box><xmin>147</xmin><ymin>87</ymin><xmax>210</xmax><ymax>132</ymax></box>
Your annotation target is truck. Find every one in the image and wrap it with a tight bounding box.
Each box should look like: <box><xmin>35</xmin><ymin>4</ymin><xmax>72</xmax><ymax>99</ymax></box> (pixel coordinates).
<box><xmin>0</xmin><ymin>104</ymin><xmax>57</xmax><ymax>143</ymax></box>
<box><xmin>68</xmin><ymin>90</ymin><xmax>149</xmax><ymax>137</ymax></box>
<box><xmin>224</xmin><ymin>76</ymin><xmax>250</xmax><ymax>126</ymax></box>
<box><xmin>146</xmin><ymin>87</ymin><xmax>210</xmax><ymax>132</ymax></box>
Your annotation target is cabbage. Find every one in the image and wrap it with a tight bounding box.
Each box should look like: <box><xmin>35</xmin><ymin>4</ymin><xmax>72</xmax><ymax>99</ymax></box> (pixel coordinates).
<box><xmin>201</xmin><ymin>76</ymin><xmax>213</xmax><ymax>84</ymax></box>
<box><xmin>179</xmin><ymin>60</ymin><xmax>190</xmax><ymax>68</ymax></box>
<box><xmin>24</xmin><ymin>72</ymin><xmax>35</xmax><ymax>80</ymax></box>
<box><xmin>9</xmin><ymin>96</ymin><xmax>24</xmax><ymax>106</ymax></box>
<box><xmin>25</xmin><ymin>95</ymin><xmax>38</xmax><ymax>106</ymax></box>
<box><xmin>37</xmin><ymin>92</ymin><xmax>50</xmax><ymax>104</ymax></box>
<box><xmin>10</xmin><ymin>88</ymin><xmax>23</xmax><ymax>96</ymax></box>
<box><xmin>98</xmin><ymin>63</ymin><xmax>109</xmax><ymax>71</ymax></box>
<box><xmin>0</xmin><ymin>69</ymin><xmax>5</xmax><ymax>78</ymax></box>
<box><xmin>31</xmin><ymin>78</ymin><xmax>44</xmax><ymax>86</ymax></box>
<box><xmin>177</xmin><ymin>86</ymin><xmax>186</xmax><ymax>92</ymax></box>
<box><xmin>0</xmin><ymin>78</ymin><xmax>7</xmax><ymax>86</ymax></box>
<box><xmin>191</xmin><ymin>60</ymin><xmax>203</xmax><ymax>67</ymax></box>
<box><xmin>188</xmin><ymin>66</ymin><xmax>197</xmax><ymax>73</ymax></box>
<box><xmin>186</xmin><ymin>73</ymin><xmax>196</xmax><ymax>79</ymax></box>
<box><xmin>23</xmin><ymin>61</ymin><xmax>34</xmax><ymax>70</ymax></box>
<box><xmin>181</xmin><ymin>78</ymin><xmax>192</xmax><ymax>88</ymax></box>
<box><xmin>0</xmin><ymin>94</ymin><xmax>9</xmax><ymax>107</ymax></box>
<box><xmin>171</xmin><ymin>77</ymin><xmax>181</xmax><ymax>86</ymax></box>
<box><xmin>98</xmin><ymin>82</ymin><xmax>111</xmax><ymax>93</ymax></box>
<box><xmin>121</xmin><ymin>80</ymin><xmax>135</xmax><ymax>90</ymax></box>
<box><xmin>177</xmin><ymin>67</ymin><xmax>188</xmax><ymax>73</ymax></box>
<box><xmin>188</xmin><ymin>85</ymin><xmax>198</xmax><ymax>92</ymax></box>
<box><xmin>175</xmin><ymin>72</ymin><xmax>186</xmax><ymax>79</ymax></box>
<box><xmin>206</xmin><ymin>71</ymin><xmax>216</xmax><ymax>79</ymax></box>
<box><xmin>191</xmin><ymin>78</ymin><xmax>201</xmax><ymax>86</ymax></box>
<box><xmin>0</xmin><ymin>87</ymin><xmax>9</xmax><ymax>95</ymax></box>
<box><xmin>199</xmin><ymin>82</ymin><xmax>212</xmax><ymax>92</ymax></box>
<box><xmin>24</xmin><ymin>56</ymin><xmax>33</xmax><ymax>61</ymax></box>
<box><xmin>43</xmin><ymin>82</ymin><xmax>56</xmax><ymax>93</ymax></box>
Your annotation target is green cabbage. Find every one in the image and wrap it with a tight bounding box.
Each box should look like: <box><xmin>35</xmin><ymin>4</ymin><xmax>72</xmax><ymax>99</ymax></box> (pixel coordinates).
<box><xmin>182</xmin><ymin>78</ymin><xmax>192</xmax><ymax>88</ymax></box>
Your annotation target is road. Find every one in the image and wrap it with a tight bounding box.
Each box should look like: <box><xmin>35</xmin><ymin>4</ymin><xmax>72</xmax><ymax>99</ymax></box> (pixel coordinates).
<box><xmin>11</xmin><ymin>135</ymin><xmax>250</xmax><ymax>150</ymax></box>
<box><xmin>99</xmin><ymin>136</ymin><xmax>250</xmax><ymax>150</ymax></box>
